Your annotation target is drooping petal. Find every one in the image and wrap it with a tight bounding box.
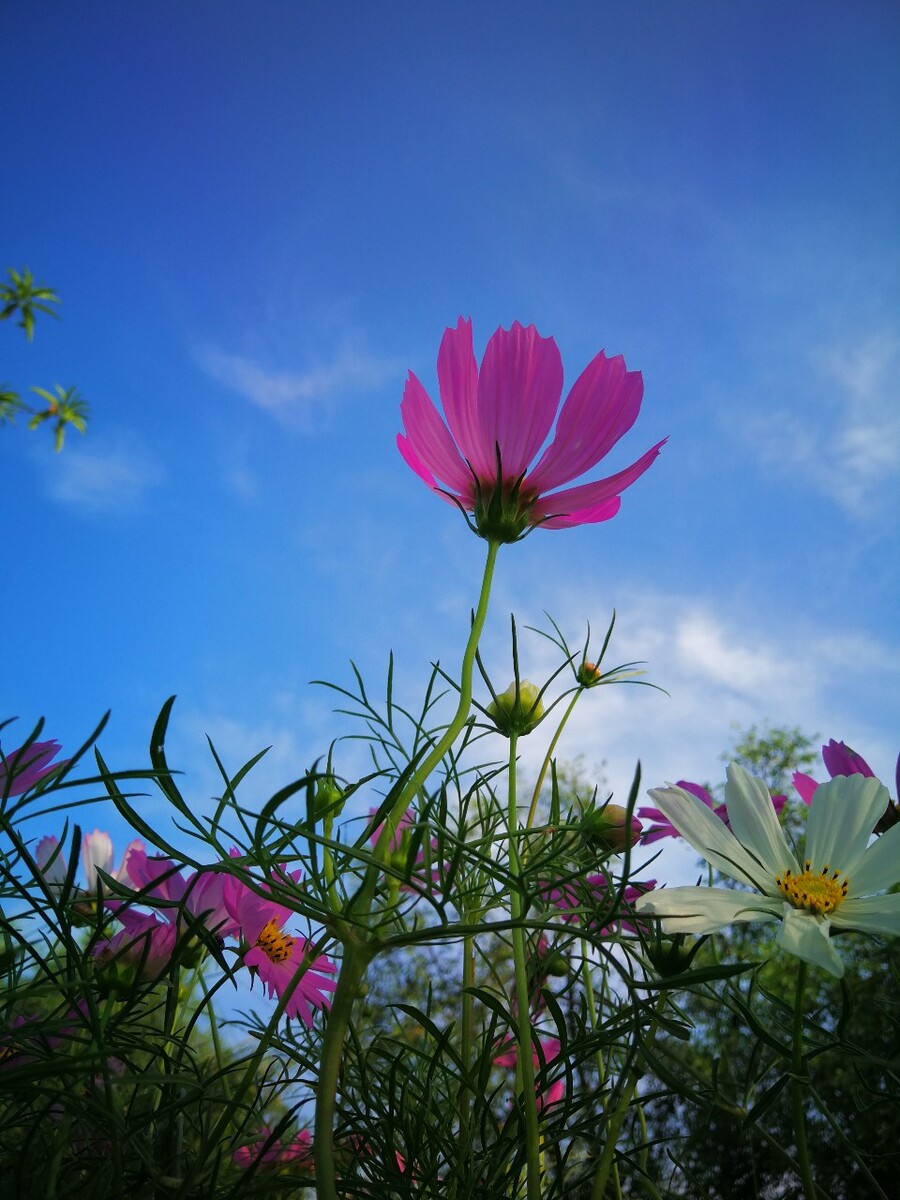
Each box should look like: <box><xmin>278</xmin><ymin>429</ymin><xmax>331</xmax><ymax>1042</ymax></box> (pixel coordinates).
<box><xmin>529</xmin><ymin>439</ymin><xmax>666</xmax><ymax>527</ymax></box>
<box><xmin>775</xmin><ymin>906</ymin><xmax>843</xmax><ymax>977</ymax></box>
<box><xmin>477</xmin><ymin>322</ymin><xmax>563</xmax><ymax>480</ymax></box>
<box><xmin>634</xmin><ymin>884</ymin><xmax>779</xmax><ymax>933</ymax></box>
<box><xmin>538</xmin><ymin>497</ymin><xmax>620</xmax><ymax>530</ymax></box>
<box><xmin>847</xmin><ymin>821</ymin><xmax>900</xmax><ymax>896</ymax></box>
<box><xmin>831</xmin><ymin>892</ymin><xmax>900</xmax><ymax>937</ymax></box>
<box><xmin>527</xmin><ymin>352</ymin><xmax>643</xmax><ymax>493</ymax></box>
<box><xmin>724</xmin><ymin>764</ymin><xmax>795</xmax><ymax>883</ymax></box>
<box><xmin>643</xmin><ymin>785</ymin><xmax>777</xmax><ymax>892</ymax></box>
<box><xmin>436</xmin><ymin>317</ymin><xmax>488</xmax><ymax>476</ymax></box>
<box><xmin>804</xmin><ymin>775</ymin><xmax>890</xmax><ymax>877</ymax></box>
<box><xmin>398</xmin><ymin>372</ymin><xmax>473</xmax><ymax>494</ymax></box>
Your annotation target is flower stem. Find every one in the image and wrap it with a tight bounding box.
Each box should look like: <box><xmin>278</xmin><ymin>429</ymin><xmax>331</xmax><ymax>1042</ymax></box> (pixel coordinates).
<box><xmin>525</xmin><ymin>689</ymin><xmax>582</xmax><ymax>831</ymax></box>
<box><xmin>507</xmin><ymin>732</ymin><xmax>543</xmax><ymax>1200</ymax></box>
<box><xmin>791</xmin><ymin>962</ymin><xmax>817</xmax><ymax>1200</ymax></box>
<box><xmin>313</xmin><ymin>538</ymin><xmax>501</xmax><ymax>1200</ymax></box>
<box><xmin>313</xmin><ymin>940</ymin><xmax>372</xmax><ymax>1199</ymax></box>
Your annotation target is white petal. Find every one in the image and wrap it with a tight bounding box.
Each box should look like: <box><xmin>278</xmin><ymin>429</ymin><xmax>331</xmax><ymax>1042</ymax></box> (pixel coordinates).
<box><xmin>804</xmin><ymin>776</ymin><xmax>890</xmax><ymax>877</ymax></box>
<box><xmin>35</xmin><ymin>835</ymin><xmax>68</xmax><ymax>885</ymax></box>
<box><xmin>725</xmin><ymin>764</ymin><xmax>797</xmax><ymax>881</ymax></box>
<box><xmin>645</xmin><ymin>785</ymin><xmax>780</xmax><ymax>893</ymax></box>
<box><xmin>832</xmin><ymin>893</ymin><xmax>900</xmax><ymax>938</ymax></box>
<box><xmin>847</xmin><ymin>822</ymin><xmax>900</xmax><ymax>897</ymax></box>
<box><xmin>81</xmin><ymin>829</ymin><xmax>113</xmax><ymax>890</ymax></box>
<box><xmin>634</xmin><ymin>884</ymin><xmax>780</xmax><ymax>933</ymax></box>
<box><xmin>776</xmin><ymin>905</ymin><xmax>844</xmax><ymax>978</ymax></box>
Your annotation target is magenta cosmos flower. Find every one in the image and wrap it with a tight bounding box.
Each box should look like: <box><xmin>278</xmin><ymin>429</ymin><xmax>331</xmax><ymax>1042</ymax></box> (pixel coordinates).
<box><xmin>794</xmin><ymin>739</ymin><xmax>899</xmax><ymax>832</ymax></box>
<box><xmin>224</xmin><ymin>877</ymin><xmax>337</xmax><ymax>1026</ymax></box>
<box><xmin>397</xmin><ymin>318</ymin><xmax>665</xmax><ymax>541</ymax></box>
<box><xmin>639</xmin><ymin>780</ymin><xmax>787</xmax><ymax>844</ymax></box>
<box><xmin>1</xmin><ymin>739</ymin><xmax>67</xmax><ymax>796</ymax></box>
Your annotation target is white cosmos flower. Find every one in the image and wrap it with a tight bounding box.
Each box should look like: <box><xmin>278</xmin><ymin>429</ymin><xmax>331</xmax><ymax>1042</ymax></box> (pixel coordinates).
<box><xmin>635</xmin><ymin>763</ymin><xmax>900</xmax><ymax>978</ymax></box>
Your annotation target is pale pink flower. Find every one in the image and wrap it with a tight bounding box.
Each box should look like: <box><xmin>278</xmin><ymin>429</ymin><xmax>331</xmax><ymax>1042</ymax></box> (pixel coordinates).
<box><xmin>35</xmin><ymin>830</ymin><xmax>144</xmax><ymax>894</ymax></box>
<box><xmin>398</xmin><ymin>318</ymin><xmax>664</xmax><ymax>540</ymax></box>
<box><xmin>224</xmin><ymin>877</ymin><xmax>337</xmax><ymax>1025</ymax></box>
<box><xmin>543</xmin><ymin>873</ymin><xmax>655</xmax><ymax>935</ymax></box>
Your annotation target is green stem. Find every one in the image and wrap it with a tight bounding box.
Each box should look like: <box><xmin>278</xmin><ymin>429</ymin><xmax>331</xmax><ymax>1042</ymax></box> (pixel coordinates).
<box><xmin>581</xmin><ymin>943</ymin><xmax>622</xmax><ymax>1198</ymax></box>
<box><xmin>591</xmin><ymin>996</ymin><xmax>665</xmax><ymax>1200</ymax></box>
<box><xmin>458</xmin><ymin>928</ymin><xmax>476</xmax><ymax>1158</ymax></box>
<box><xmin>313</xmin><ymin>941</ymin><xmax>372</xmax><ymax>1199</ymax></box>
<box><xmin>791</xmin><ymin>962</ymin><xmax>817</xmax><ymax>1200</ymax></box>
<box><xmin>507</xmin><ymin>732</ymin><xmax>542</xmax><ymax>1200</ymax></box>
<box><xmin>525</xmin><ymin>689</ymin><xmax>582</xmax><ymax>831</ymax></box>
<box><xmin>313</xmin><ymin>538</ymin><xmax>501</xmax><ymax>1200</ymax></box>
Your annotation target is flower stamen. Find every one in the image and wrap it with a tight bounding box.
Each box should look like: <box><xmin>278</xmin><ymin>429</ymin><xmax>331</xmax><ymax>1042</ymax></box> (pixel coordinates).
<box><xmin>775</xmin><ymin>862</ymin><xmax>849</xmax><ymax>915</ymax></box>
<box><xmin>256</xmin><ymin>919</ymin><xmax>295</xmax><ymax>964</ymax></box>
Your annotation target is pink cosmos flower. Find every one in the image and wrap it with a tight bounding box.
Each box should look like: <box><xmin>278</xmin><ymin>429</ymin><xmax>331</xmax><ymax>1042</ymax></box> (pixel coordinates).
<box><xmin>793</xmin><ymin>739</ymin><xmax>899</xmax><ymax>832</ymax></box>
<box><xmin>494</xmin><ymin>1035</ymin><xmax>565</xmax><ymax>1112</ymax></box>
<box><xmin>1</xmin><ymin>739</ymin><xmax>67</xmax><ymax>796</ymax></box>
<box><xmin>639</xmin><ymin>780</ymin><xmax>786</xmax><ymax>843</ymax></box>
<box><xmin>35</xmin><ymin>830</ymin><xmax>144</xmax><ymax>894</ymax></box>
<box><xmin>94</xmin><ymin>909</ymin><xmax>178</xmax><ymax>981</ymax></box>
<box><xmin>124</xmin><ymin>848</ymin><xmax>241</xmax><ymax>938</ymax></box>
<box><xmin>543</xmin><ymin>873</ymin><xmax>656</xmax><ymax>936</ymax></box>
<box><xmin>233</xmin><ymin>1127</ymin><xmax>313</xmax><ymax>1172</ymax></box>
<box><xmin>398</xmin><ymin>318</ymin><xmax>665</xmax><ymax>541</ymax></box>
<box><xmin>224</xmin><ymin>877</ymin><xmax>337</xmax><ymax>1026</ymax></box>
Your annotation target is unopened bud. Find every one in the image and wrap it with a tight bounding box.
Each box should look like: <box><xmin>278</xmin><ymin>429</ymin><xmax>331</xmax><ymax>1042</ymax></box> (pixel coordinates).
<box><xmin>485</xmin><ymin>681</ymin><xmax>545</xmax><ymax>737</ymax></box>
<box><xmin>315</xmin><ymin>776</ymin><xmax>346</xmax><ymax>821</ymax></box>
<box><xmin>580</xmin><ymin>803</ymin><xmax>642</xmax><ymax>853</ymax></box>
<box><xmin>577</xmin><ymin>660</ymin><xmax>603</xmax><ymax>687</ymax></box>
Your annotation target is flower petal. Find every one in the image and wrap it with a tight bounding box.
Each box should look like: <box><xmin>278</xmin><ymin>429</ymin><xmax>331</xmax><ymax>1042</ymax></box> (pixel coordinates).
<box><xmin>537</xmin><ymin>496</ymin><xmax>620</xmax><ymax>530</ymax></box>
<box><xmin>821</xmin><ymin>739</ymin><xmax>873</xmax><ymax>779</ymax></box>
<box><xmin>847</xmin><ymin>821</ymin><xmax>900</xmax><ymax>896</ymax></box>
<box><xmin>477</xmin><ymin>322</ymin><xmax>562</xmax><ymax>480</ymax></box>
<box><xmin>792</xmin><ymin>771</ymin><xmax>818</xmax><ymax>805</ymax></box>
<box><xmin>529</xmin><ymin>439</ymin><xmax>666</xmax><ymax>527</ymax></box>
<box><xmin>527</xmin><ymin>352</ymin><xmax>643</xmax><ymax>492</ymax></box>
<box><xmin>724</xmin><ymin>763</ymin><xmax>796</xmax><ymax>883</ymax></box>
<box><xmin>399</xmin><ymin>372</ymin><xmax>473</xmax><ymax>494</ymax></box>
<box><xmin>643</xmin><ymin>784</ymin><xmax>778</xmax><ymax>892</ymax></box>
<box><xmin>775</xmin><ymin>906</ymin><xmax>843</xmax><ymax>977</ymax></box>
<box><xmin>634</xmin><ymin>884</ymin><xmax>779</xmax><ymax>933</ymax></box>
<box><xmin>832</xmin><ymin>892</ymin><xmax>900</xmax><ymax>937</ymax></box>
<box><xmin>436</xmin><ymin>317</ymin><xmax>489</xmax><ymax>476</ymax></box>
<box><xmin>804</xmin><ymin>775</ymin><xmax>890</xmax><ymax>877</ymax></box>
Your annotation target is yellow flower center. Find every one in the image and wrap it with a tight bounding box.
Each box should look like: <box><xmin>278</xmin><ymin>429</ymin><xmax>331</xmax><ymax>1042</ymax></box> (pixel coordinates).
<box><xmin>775</xmin><ymin>859</ymin><xmax>849</xmax><ymax>916</ymax></box>
<box><xmin>256</xmin><ymin>918</ymin><xmax>295</xmax><ymax>964</ymax></box>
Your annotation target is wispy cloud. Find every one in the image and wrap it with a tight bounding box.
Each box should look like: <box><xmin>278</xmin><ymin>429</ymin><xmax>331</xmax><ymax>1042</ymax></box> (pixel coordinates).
<box><xmin>740</xmin><ymin>331</ymin><xmax>900</xmax><ymax>517</ymax></box>
<box><xmin>39</xmin><ymin>438</ymin><xmax>165</xmax><ymax>513</ymax></box>
<box><xmin>197</xmin><ymin>339</ymin><xmax>402</xmax><ymax>431</ymax></box>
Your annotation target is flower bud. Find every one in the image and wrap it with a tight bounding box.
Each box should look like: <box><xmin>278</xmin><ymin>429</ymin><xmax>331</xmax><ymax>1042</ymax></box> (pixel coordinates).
<box><xmin>485</xmin><ymin>681</ymin><xmax>545</xmax><ymax>737</ymax></box>
<box><xmin>576</xmin><ymin>660</ymin><xmax>603</xmax><ymax>687</ymax></box>
<box><xmin>580</xmin><ymin>803</ymin><xmax>642</xmax><ymax>853</ymax></box>
<box><xmin>314</xmin><ymin>775</ymin><xmax>346</xmax><ymax>821</ymax></box>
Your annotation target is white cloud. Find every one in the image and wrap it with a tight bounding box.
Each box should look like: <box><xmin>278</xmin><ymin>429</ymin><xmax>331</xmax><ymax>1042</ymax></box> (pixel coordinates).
<box><xmin>741</xmin><ymin>331</ymin><xmax>900</xmax><ymax>517</ymax></box>
<box><xmin>40</xmin><ymin>438</ymin><xmax>165</xmax><ymax>512</ymax></box>
<box><xmin>197</xmin><ymin>339</ymin><xmax>402</xmax><ymax>431</ymax></box>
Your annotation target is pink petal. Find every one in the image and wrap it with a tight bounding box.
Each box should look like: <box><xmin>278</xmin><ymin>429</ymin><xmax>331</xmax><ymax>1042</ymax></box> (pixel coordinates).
<box><xmin>436</xmin><ymin>317</ymin><xmax>488</xmax><ymax>476</ymax></box>
<box><xmin>399</xmin><ymin>371</ymin><xmax>473</xmax><ymax>494</ymax></box>
<box><xmin>821</xmin><ymin>739</ymin><xmax>874</xmax><ymax>779</ymax></box>
<box><xmin>476</xmin><ymin>322</ymin><xmax>563</xmax><ymax>480</ymax></box>
<box><xmin>793</xmin><ymin>771</ymin><xmax>819</xmax><ymax>805</ymax></box>
<box><xmin>530</xmin><ymin>438</ymin><xmax>666</xmax><ymax>528</ymax></box>
<box><xmin>527</xmin><ymin>352</ymin><xmax>643</xmax><ymax>493</ymax></box>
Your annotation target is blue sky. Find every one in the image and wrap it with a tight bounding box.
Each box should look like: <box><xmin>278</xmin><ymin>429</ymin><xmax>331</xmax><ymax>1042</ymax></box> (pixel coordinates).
<box><xmin>3</xmin><ymin>1</ymin><xmax>899</xmax><ymax>877</ymax></box>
